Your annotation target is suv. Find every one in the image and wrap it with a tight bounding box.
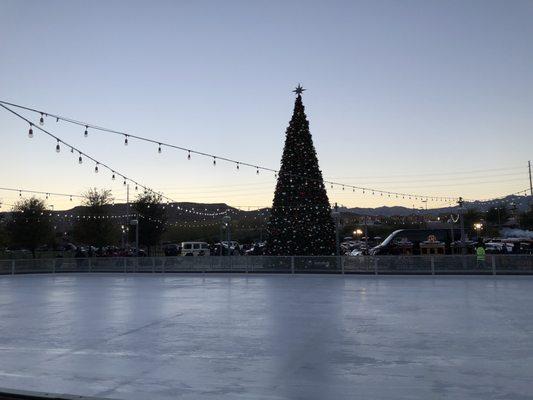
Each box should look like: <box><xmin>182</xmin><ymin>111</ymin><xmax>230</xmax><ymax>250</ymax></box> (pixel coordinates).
<box><xmin>181</xmin><ymin>242</ymin><xmax>210</xmax><ymax>256</ymax></box>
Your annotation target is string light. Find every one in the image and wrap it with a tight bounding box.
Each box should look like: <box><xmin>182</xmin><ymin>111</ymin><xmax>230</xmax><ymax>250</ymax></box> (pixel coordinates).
<box><xmin>112</xmin><ymin>172</ymin><xmax>115</xmax><ymax>180</ymax></box>
<box><xmin>84</xmin><ymin>125</ymin><xmax>88</xmax><ymax>137</ymax></box>
<box><xmin>39</xmin><ymin>113</ymin><xmax>44</xmax><ymax>126</ymax></box>
<box><xmin>124</xmin><ymin>135</ymin><xmax>128</xmax><ymax>145</ymax></box>
<box><xmin>0</xmin><ymin>100</ymin><xmax>518</xmax><ymax>204</ymax></box>
<box><xmin>158</xmin><ymin>143</ymin><xmax>162</xmax><ymax>153</ymax></box>
<box><xmin>4</xmin><ymin>101</ymin><xmax>523</xmax><ymax>208</ymax></box>
<box><xmin>187</xmin><ymin>150</ymin><xmax>191</xmax><ymax>160</ymax></box>
<box><xmin>213</xmin><ymin>157</ymin><xmax>216</xmax><ymax>166</ymax></box>
<box><xmin>78</xmin><ymin>153</ymin><xmax>83</xmax><ymax>164</ymax></box>
<box><xmin>236</xmin><ymin>162</ymin><xmax>240</xmax><ymax>170</ymax></box>
<box><xmin>256</xmin><ymin>166</ymin><xmax>259</xmax><ymax>175</ymax></box>
<box><xmin>94</xmin><ymin>163</ymin><xmax>99</xmax><ymax>173</ymax></box>
<box><xmin>55</xmin><ymin>140</ymin><xmax>60</xmax><ymax>153</ymax></box>
<box><xmin>28</xmin><ymin>123</ymin><xmax>33</xmax><ymax>138</ymax></box>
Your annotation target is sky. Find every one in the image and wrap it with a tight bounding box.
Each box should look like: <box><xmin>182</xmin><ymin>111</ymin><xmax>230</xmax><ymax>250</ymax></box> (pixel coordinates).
<box><xmin>1</xmin><ymin>0</ymin><xmax>532</xmax><ymax>211</ymax></box>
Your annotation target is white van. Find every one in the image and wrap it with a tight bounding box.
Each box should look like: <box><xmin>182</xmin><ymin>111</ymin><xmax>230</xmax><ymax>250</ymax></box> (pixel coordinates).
<box><xmin>181</xmin><ymin>242</ymin><xmax>210</xmax><ymax>256</ymax></box>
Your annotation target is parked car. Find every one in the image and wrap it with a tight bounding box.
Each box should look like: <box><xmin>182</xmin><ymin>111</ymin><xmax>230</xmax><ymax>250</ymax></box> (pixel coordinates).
<box><xmin>181</xmin><ymin>242</ymin><xmax>210</xmax><ymax>256</ymax></box>
<box><xmin>164</xmin><ymin>243</ymin><xmax>181</xmax><ymax>256</ymax></box>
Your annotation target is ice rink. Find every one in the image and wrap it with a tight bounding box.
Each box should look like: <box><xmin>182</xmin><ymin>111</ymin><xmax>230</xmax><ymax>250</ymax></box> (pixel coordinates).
<box><xmin>0</xmin><ymin>274</ymin><xmax>532</xmax><ymax>400</ymax></box>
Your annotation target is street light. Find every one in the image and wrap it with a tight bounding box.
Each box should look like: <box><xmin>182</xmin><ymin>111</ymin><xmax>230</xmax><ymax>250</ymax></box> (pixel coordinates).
<box><xmin>473</xmin><ymin>222</ymin><xmax>483</xmax><ymax>239</ymax></box>
<box><xmin>130</xmin><ymin>219</ymin><xmax>139</xmax><ymax>256</ymax></box>
<box><xmin>353</xmin><ymin>228</ymin><xmax>363</xmax><ymax>239</ymax></box>
<box><xmin>222</xmin><ymin>215</ymin><xmax>231</xmax><ymax>256</ymax></box>
<box><xmin>332</xmin><ymin>203</ymin><xmax>340</xmax><ymax>256</ymax></box>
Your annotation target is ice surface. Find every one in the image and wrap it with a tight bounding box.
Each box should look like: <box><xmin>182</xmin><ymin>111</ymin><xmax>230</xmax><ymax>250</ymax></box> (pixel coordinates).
<box><xmin>0</xmin><ymin>274</ymin><xmax>532</xmax><ymax>400</ymax></box>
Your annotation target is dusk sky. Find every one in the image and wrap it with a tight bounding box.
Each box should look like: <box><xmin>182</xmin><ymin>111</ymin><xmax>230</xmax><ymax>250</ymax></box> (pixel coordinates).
<box><xmin>1</xmin><ymin>0</ymin><xmax>532</xmax><ymax>211</ymax></box>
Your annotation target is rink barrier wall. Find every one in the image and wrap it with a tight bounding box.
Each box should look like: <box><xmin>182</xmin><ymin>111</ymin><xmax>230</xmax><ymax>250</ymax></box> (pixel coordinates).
<box><xmin>0</xmin><ymin>255</ymin><xmax>533</xmax><ymax>275</ymax></box>
<box><xmin>0</xmin><ymin>387</ymin><xmax>110</xmax><ymax>400</ymax></box>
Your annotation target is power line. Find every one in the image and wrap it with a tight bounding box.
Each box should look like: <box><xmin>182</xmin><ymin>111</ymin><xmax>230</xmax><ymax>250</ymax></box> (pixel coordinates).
<box><xmin>327</xmin><ymin>165</ymin><xmax>526</xmax><ymax>180</ymax></box>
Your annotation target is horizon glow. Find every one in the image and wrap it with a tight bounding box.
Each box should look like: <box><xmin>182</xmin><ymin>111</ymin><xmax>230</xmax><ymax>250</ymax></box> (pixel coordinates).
<box><xmin>1</xmin><ymin>0</ymin><xmax>532</xmax><ymax>211</ymax></box>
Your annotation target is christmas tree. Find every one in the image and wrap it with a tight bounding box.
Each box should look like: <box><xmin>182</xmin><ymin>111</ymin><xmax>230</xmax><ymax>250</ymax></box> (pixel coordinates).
<box><xmin>266</xmin><ymin>85</ymin><xmax>336</xmax><ymax>255</ymax></box>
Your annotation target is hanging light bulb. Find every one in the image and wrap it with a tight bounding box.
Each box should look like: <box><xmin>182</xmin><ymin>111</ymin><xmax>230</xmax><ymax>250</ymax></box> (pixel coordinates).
<box><xmin>158</xmin><ymin>143</ymin><xmax>162</xmax><ymax>153</ymax></box>
<box><xmin>213</xmin><ymin>157</ymin><xmax>216</xmax><ymax>166</ymax></box>
<box><xmin>123</xmin><ymin>178</ymin><xmax>126</xmax><ymax>185</ymax></box>
<box><xmin>70</xmin><ymin>196</ymin><xmax>73</xmax><ymax>201</ymax></box>
<box><xmin>19</xmin><ymin>190</ymin><xmax>22</xmax><ymax>197</ymax></box>
<box><xmin>187</xmin><ymin>150</ymin><xmax>191</xmax><ymax>160</ymax></box>
<box><xmin>39</xmin><ymin>113</ymin><xmax>44</xmax><ymax>126</ymax></box>
<box><xmin>28</xmin><ymin>123</ymin><xmax>33</xmax><ymax>138</ymax></box>
<box><xmin>342</xmin><ymin>186</ymin><xmax>345</xmax><ymax>191</ymax></box>
<box><xmin>236</xmin><ymin>162</ymin><xmax>239</xmax><ymax>170</ymax></box>
<box><xmin>84</xmin><ymin>125</ymin><xmax>88</xmax><ymax>137</ymax></box>
<box><xmin>135</xmin><ymin>185</ymin><xmax>138</xmax><ymax>191</ymax></box>
<box><xmin>78</xmin><ymin>153</ymin><xmax>83</xmax><ymax>164</ymax></box>
<box><xmin>124</xmin><ymin>135</ymin><xmax>128</xmax><ymax>145</ymax></box>
<box><xmin>70</xmin><ymin>147</ymin><xmax>74</xmax><ymax>153</ymax></box>
<box><xmin>55</xmin><ymin>140</ymin><xmax>60</xmax><ymax>153</ymax></box>
<box><xmin>56</xmin><ymin>117</ymin><xmax>59</xmax><ymax>123</ymax></box>
<box><xmin>256</xmin><ymin>167</ymin><xmax>259</xmax><ymax>175</ymax></box>
<box><xmin>112</xmin><ymin>172</ymin><xmax>115</xmax><ymax>180</ymax></box>
<box><xmin>94</xmin><ymin>163</ymin><xmax>99</xmax><ymax>173</ymax></box>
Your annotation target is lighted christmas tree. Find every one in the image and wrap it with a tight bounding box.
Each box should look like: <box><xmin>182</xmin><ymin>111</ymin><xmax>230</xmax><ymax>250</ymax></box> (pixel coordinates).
<box><xmin>266</xmin><ymin>85</ymin><xmax>336</xmax><ymax>255</ymax></box>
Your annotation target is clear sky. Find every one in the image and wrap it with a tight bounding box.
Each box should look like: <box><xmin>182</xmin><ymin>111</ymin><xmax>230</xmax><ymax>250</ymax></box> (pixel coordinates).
<box><xmin>1</xmin><ymin>0</ymin><xmax>532</xmax><ymax>211</ymax></box>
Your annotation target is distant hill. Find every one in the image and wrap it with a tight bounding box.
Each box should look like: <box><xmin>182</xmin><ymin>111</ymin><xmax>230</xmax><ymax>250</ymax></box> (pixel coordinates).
<box><xmin>340</xmin><ymin>194</ymin><xmax>531</xmax><ymax>217</ymax></box>
<box><xmin>1</xmin><ymin>194</ymin><xmax>530</xmax><ymax>220</ymax></box>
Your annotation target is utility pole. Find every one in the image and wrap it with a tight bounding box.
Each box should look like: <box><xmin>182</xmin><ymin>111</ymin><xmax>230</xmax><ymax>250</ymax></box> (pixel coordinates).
<box><xmin>135</xmin><ymin>216</ymin><xmax>139</xmax><ymax>257</ymax></box>
<box><xmin>130</xmin><ymin>218</ymin><xmax>139</xmax><ymax>257</ymax></box>
<box><xmin>364</xmin><ymin>216</ymin><xmax>369</xmax><ymax>250</ymax></box>
<box><xmin>458</xmin><ymin>197</ymin><xmax>466</xmax><ymax>255</ymax></box>
<box><xmin>125</xmin><ymin>184</ymin><xmax>130</xmax><ymax>250</ymax></box>
<box><xmin>219</xmin><ymin>223</ymin><xmax>223</xmax><ymax>256</ymax></box>
<box><xmin>527</xmin><ymin>161</ymin><xmax>533</xmax><ymax>197</ymax></box>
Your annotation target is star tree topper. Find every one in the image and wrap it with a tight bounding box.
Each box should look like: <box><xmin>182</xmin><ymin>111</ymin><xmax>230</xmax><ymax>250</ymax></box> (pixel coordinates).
<box><xmin>293</xmin><ymin>84</ymin><xmax>306</xmax><ymax>95</ymax></box>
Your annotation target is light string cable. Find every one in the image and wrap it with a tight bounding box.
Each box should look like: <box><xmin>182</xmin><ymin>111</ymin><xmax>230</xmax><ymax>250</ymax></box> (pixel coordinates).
<box><xmin>0</xmin><ymin>104</ymin><xmax>227</xmax><ymax>217</ymax></box>
<box><xmin>0</xmin><ymin>187</ymin><xmax>85</xmax><ymax>202</ymax></box>
<box><xmin>0</xmin><ymin>185</ymin><xmax>237</xmax><ymax>216</ymax></box>
<box><xmin>0</xmin><ymin>99</ymin><xmax>463</xmax><ymax>203</ymax></box>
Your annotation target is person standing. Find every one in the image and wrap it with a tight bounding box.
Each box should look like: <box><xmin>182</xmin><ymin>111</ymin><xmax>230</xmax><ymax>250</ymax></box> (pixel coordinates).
<box><xmin>476</xmin><ymin>241</ymin><xmax>486</xmax><ymax>268</ymax></box>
